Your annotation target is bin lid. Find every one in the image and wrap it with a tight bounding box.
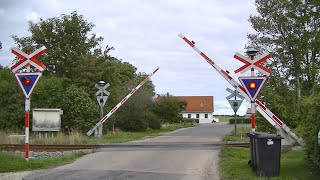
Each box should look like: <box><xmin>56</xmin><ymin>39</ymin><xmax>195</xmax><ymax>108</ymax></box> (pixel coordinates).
<box><xmin>245</xmin><ymin>132</ymin><xmax>260</xmax><ymax>137</ymax></box>
<box><xmin>255</xmin><ymin>133</ymin><xmax>283</xmax><ymax>139</ymax></box>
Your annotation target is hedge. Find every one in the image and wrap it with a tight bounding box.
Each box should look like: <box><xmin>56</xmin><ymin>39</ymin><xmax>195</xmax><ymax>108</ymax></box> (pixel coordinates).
<box><xmin>229</xmin><ymin>117</ymin><xmax>277</xmax><ymax>133</ymax></box>
<box><xmin>229</xmin><ymin>117</ymin><xmax>251</xmax><ymax>124</ymax></box>
<box><xmin>181</xmin><ymin>118</ymin><xmax>199</xmax><ymax>124</ymax></box>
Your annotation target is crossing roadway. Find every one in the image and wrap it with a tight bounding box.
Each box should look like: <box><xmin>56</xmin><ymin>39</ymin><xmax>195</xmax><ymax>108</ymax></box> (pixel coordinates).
<box><xmin>24</xmin><ymin>123</ymin><xmax>247</xmax><ymax>180</ymax></box>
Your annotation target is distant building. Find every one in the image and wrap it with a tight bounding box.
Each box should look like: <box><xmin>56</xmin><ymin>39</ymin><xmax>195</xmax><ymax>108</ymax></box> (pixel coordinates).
<box><xmin>175</xmin><ymin>96</ymin><xmax>214</xmax><ymax>124</ymax></box>
<box><xmin>245</xmin><ymin>108</ymin><xmax>257</xmax><ymax>117</ymax></box>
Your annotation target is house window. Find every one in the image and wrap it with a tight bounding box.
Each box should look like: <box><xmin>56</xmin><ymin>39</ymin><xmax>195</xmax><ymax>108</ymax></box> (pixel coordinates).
<box><xmin>200</xmin><ymin>102</ymin><xmax>204</xmax><ymax>108</ymax></box>
<box><xmin>188</xmin><ymin>114</ymin><xmax>191</xmax><ymax>118</ymax></box>
<box><xmin>205</xmin><ymin>114</ymin><xmax>208</xmax><ymax>118</ymax></box>
<box><xmin>196</xmin><ymin>114</ymin><xmax>199</xmax><ymax>118</ymax></box>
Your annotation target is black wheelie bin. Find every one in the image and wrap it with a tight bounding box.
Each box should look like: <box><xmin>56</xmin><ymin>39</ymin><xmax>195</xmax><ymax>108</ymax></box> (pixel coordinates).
<box><xmin>254</xmin><ymin>133</ymin><xmax>283</xmax><ymax>177</ymax></box>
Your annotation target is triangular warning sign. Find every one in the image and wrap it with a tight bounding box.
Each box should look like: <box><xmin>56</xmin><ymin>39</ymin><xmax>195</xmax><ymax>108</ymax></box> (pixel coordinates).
<box><xmin>228</xmin><ymin>99</ymin><xmax>243</xmax><ymax>113</ymax></box>
<box><xmin>97</xmin><ymin>95</ymin><xmax>109</xmax><ymax>107</ymax></box>
<box><xmin>14</xmin><ymin>72</ymin><xmax>42</xmax><ymax>99</ymax></box>
<box><xmin>238</xmin><ymin>76</ymin><xmax>267</xmax><ymax>101</ymax></box>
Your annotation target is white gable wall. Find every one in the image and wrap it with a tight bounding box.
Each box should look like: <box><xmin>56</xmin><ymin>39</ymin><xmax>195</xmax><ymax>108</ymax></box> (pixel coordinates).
<box><xmin>181</xmin><ymin>112</ymin><xmax>213</xmax><ymax>123</ymax></box>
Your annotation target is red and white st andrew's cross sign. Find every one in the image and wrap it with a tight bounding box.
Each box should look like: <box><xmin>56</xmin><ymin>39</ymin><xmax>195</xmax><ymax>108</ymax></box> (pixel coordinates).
<box><xmin>234</xmin><ymin>52</ymin><xmax>271</xmax><ymax>76</ymax></box>
<box><xmin>10</xmin><ymin>46</ymin><xmax>47</xmax><ymax>73</ymax></box>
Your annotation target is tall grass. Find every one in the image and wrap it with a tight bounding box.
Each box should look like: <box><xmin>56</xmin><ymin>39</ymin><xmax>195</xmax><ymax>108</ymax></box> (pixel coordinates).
<box><xmin>31</xmin><ymin>131</ymin><xmax>88</xmax><ymax>145</ymax></box>
<box><xmin>1</xmin><ymin>123</ymin><xmax>194</xmax><ymax>145</ymax></box>
<box><xmin>0</xmin><ymin>131</ymin><xmax>25</xmax><ymax>144</ymax></box>
<box><xmin>0</xmin><ymin>131</ymin><xmax>88</xmax><ymax>145</ymax></box>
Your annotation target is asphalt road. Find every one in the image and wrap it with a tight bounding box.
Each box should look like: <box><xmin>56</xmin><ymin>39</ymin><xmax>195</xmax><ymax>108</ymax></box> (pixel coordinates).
<box><xmin>24</xmin><ymin>123</ymin><xmax>242</xmax><ymax>180</ymax></box>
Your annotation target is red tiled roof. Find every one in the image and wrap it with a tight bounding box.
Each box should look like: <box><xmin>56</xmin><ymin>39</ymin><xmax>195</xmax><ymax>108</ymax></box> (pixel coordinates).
<box><xmin>175</xmin><ymin>96</ymin><xmax>214</xmax><ymax>112</ymax></box>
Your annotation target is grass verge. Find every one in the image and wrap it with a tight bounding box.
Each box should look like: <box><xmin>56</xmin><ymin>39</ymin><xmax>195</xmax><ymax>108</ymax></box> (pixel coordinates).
<box><xmin>219</xmin><ymin>148</ymin><xmax>319</xmax><ymax>180</ymax></box>
<box><xmin>0</xmin><ymin>151</ymin><xmax>85</xmax><ymax>173</ymax></box>
<box><xmin>223</xmin><ymin>127</ymin><xmax>251</xmax><ymax>143</ymax></box>
<box><xmin>88</xmin><ymin>124</ymin><xmax>194</xmax><ymax>144</ymax></box>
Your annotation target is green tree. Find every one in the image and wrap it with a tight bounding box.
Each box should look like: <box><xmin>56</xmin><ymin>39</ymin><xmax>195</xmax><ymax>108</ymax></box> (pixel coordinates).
<box><xmin>301</xmin><ymin>94</ymin><xmax>320</xmax><ymax>171</ymax></box>
<box><xmin>70</xmin><ymin>55</ymin><xmax>136</xmax><ymax>106</ymax></box>
<box><xmin>248</xmin><ymin>0</ymin><xmax>320</xmax><ymax>170</ymax></box>
<box><xmin>248</xmin><ymin>0</ymin><xmax>320</xmax><ymax>110</ymax></box>
<box><xmin>60</xmin><ymin>84</ymin><xmax>99</xmax><ymax>132</ymax></box>
<box><xmin>0</xmin><ymin>68</ymin><xmax>24</xmax><ymax>130</ymax></box>
<box><xmin>5</xmin><ymin>11</ymin><xmax>157</xmax><ymax>135</ymax></box>
<box><xmin>32</xmin><ymin>76</ymin><xmax>70</xmax><ymax>108</ymax></box>
<box><xmin>153</xmin><ymin>94</ymin><xmax>187</xmax><ymax>123</ymax></box>
<box><xmin>114</xmin><ymin>74</ymin><xmax>157</xmax><ymax>131</ymax></box>
<box><xmin>11</xmin><ymin>11</ymin><xmax>104</xmax><ymax>77</ymax></box>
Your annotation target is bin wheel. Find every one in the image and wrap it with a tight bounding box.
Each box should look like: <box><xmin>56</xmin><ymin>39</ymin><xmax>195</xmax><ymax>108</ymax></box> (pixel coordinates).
<box><xmin>252</xmin><ymin>165</ymin><xmax>257</xmax><ymax>171</ymax></box>
<box><xmin>248</xmin><ymin>160</ymin><xmax>252</xmax><ymax>166</ymax></box>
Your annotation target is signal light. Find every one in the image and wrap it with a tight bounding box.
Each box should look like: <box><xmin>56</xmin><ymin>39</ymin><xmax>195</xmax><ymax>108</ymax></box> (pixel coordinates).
<box><xmin>249</xmin><ymin>82</ymin><xmax>256</xmax><ymax>90</ymax></box>
<box><xmin>22</xmin><ymin>77</ymin><xmax>31</xmax><ymax>86</ymax></box>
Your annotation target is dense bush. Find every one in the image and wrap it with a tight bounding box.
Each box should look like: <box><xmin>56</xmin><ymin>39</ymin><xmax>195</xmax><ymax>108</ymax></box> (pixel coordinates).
<box><xmin>116</xmin><ymin>116</ymin><xmax>148</xmax><ymax>132</ymax></box>
<box><xmin>229</xmin><ymin>117</ymin><xmax>251</xmax><ymax>124</ymax></box>
<box><xmin>153</xmin><ymin>94</ymin><xmax>186</xmax><ymax>124</ymax></box>
<box><xmin>301</xmin><ymin>95</ymin><xmax>320</xmax><ymax>171</ymax></box>
<box><xmin>60</xmin><ymin>85</ymin><xmax>99</xmax><ymax>133</ymax></box>
<box><xmin>0</xmin><ymin>69</ymin><xmax>24</xmax><ymax>130</ymax></box>
<box><xmin>144</xmin><ymin>112</ymin><xmax>161</xmax><ymax>129</ymax></box>
<box><xmin>230</xmin><ymin>117</ymin><xmax>277</xmax><ymax>133</ymax></box>
<box><xmin>181</xmin><ymin>118</ymin><xmax>198</xmax><ymax>124</ymax></box>
<box><xmin>255</xmin><ymin>116</ymin><xmax>277</xmax><ymax>133</ymax></box>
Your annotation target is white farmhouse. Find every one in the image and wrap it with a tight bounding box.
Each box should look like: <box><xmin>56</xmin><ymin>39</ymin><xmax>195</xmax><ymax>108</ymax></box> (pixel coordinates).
<box><xmin>176</xmin><ymin>96</ymin><xmax>214</xmax><ymax>124</ymax></box>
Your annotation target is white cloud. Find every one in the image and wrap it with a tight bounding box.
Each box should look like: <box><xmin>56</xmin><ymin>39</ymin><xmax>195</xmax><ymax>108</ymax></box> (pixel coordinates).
<box><xmin>0</xmin><ymin>0</ymin><xmax>262</xmax><ymax>115</ymax></box>
<box><xmin>0</xmin><ymin>8</ymin><xmax>4</xmax><ymax>16</ymax></box>
<box><xmin>26</xmin><ymin>11</ymin><xmax>41</xmax><ymax>22</ymax></box>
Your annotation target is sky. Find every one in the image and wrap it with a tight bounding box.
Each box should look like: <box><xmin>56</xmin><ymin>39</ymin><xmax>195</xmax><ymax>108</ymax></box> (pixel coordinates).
<box><xmin>0</xmin><ymin>0</ymin><xmax>260</xmax><ymax>115</ymax></box>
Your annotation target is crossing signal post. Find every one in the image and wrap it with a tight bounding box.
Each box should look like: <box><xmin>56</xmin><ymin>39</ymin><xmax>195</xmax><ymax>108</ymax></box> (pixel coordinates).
<box><xmin>226</xmin><ymin>88</ymin><xmax>244</xmax><ymax>135</ymax></box>
<box><xmin>10</xmin><ymin>47</ymin><xmax>47</xmax><ymax>160</ymax></box>
<box><xmin>179</xmin><ymin>33</ymin><xmax>305</xmax><ymax>147</ymax></box>
<box><xmin>235</xmin><ymin>48</ymin><xmax>269</xmax><ymax>132</ymax></box>
<box><xmin>95</xmin><ymin>81</ymin><xmax>110</xmax><ymax>138</ymax></box>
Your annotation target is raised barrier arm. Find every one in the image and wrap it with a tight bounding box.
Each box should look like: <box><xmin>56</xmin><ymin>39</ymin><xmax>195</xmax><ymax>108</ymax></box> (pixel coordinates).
<box><xmin>178</xmin><ymin>33</ymin><xmax>304</xmax><ymax>147</ymax></box>
<box><xmin>87</xmin><ymin>67</ymin><xmax>160</xmax><ymax>136</ymax></box>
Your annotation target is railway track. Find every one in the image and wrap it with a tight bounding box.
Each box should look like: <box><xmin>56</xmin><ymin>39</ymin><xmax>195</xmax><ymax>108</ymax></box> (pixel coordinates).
<box><xmin>0</xmin><ymin>142</ymin><xmax>249</xmax><ymax>152</ymax></box>
<box><xmin>0</xmin><ymin>144</ymin><xmax>100</xmax><ymax>152</ymax></box>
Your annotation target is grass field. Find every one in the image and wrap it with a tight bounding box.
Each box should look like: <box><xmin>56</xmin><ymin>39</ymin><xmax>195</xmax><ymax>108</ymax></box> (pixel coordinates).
<box><xmin>0</xmin><ymin>151</ymin><xmax>85</xmax><ymax>173</ymax></box>
<box><xmin>219</xmin><ymin>147</ymin><xmax>319</xmax><ymax>180</ymax></box>
<box><xmin>217</xmin><ymin>115</ymin><xmax>234</xmax><ymax>122</ymax></box>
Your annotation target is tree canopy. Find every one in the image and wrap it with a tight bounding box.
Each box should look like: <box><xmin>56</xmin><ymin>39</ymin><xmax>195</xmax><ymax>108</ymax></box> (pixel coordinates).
<box><xmin>248</xmin><ymin>0</ymin><xmax>320</xmax><ymax>170</ymax></box>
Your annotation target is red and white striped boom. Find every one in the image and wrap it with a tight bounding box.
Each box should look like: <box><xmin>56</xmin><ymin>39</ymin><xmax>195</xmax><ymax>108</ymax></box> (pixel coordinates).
<box><xmin>87</xmin><ymin>67</ymin><xmax>160</xmax><ymax>136</ymax></box>
<box><xmin>179</xmin><ymin>33</ymin><xmax>304</xmax><ymax>147</ymax></box>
